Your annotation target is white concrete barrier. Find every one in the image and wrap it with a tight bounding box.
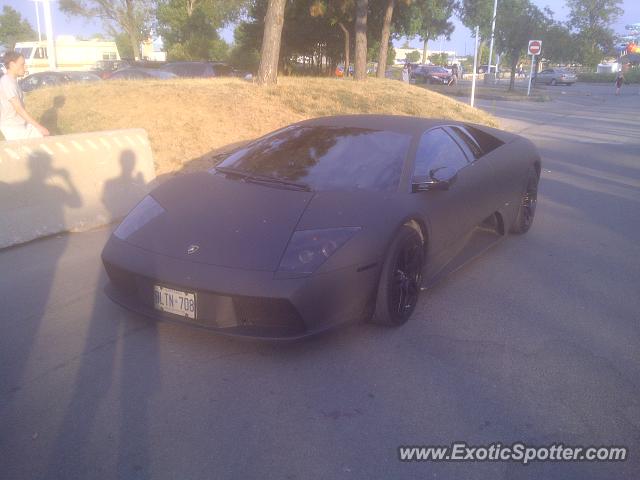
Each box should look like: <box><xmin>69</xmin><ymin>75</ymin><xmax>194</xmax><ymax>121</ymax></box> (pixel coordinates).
<box><xmin>0</xmin><ymin>128</ymin><xmax>156</xmax><ymax>249</ymax></box>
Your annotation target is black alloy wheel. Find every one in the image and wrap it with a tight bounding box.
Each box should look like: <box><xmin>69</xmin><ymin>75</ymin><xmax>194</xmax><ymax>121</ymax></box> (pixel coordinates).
<box><xmin>372</xmin><ymin>226</ymin><xmax>424</xmax><ymax>326</ymax></box>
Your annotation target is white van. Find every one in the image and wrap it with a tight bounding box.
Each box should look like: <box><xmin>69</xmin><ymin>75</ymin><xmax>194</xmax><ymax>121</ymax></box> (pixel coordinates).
<box><xmin>14</xmin><ymin>37</ymin><xmax>120</xmax><ymax>74</ymax></box>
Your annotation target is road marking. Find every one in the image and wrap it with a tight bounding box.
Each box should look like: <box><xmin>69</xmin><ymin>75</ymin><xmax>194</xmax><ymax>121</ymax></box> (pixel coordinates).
<box><xmin>71</xmin><ymin>141</ymin><xmax>85</xmax><ymax>152</ymax></box>
<box><xmin>21</xmin><ymin>146</ymin><xmax>33</xmax><ymax>155</ymax></box>
<box><xmin>125</xmin><ymin>136</ymin><xmax>136</xmax><ymax>147</ymax></box>
<box><xmin>86</xmin><ymin>140</ymin><xmax>99</xmax><ymax>150</ymax></box>
<box><xmin>40</xmin><ymin>144</ymin><xmax>54</xmax><ymax>155</ymax></box>
<box><xmin>56</xmin><ymin>143</ymin><xmax>69</xmax><ymax>153</ymax></box>
<box><xmin>113</xmin><ymin>137</ymin><xmax>124</xmax><ymax>147</ymax></box>
<box><xmin>99</xmin><ymin>138</ymin><xmax>112</xmax><ymax>149</ymax></box>
<box><xmin>136</xmin><ymin>134</ymin><xmax>147</xmax><ymax>145</ymax></box>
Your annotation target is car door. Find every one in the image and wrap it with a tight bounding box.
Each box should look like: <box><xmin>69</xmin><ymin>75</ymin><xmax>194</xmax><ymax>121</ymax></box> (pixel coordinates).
<box><xmin>410</xmin><ymin>128</ymin><xmax>482</xmax><ymax>271</ymax></box>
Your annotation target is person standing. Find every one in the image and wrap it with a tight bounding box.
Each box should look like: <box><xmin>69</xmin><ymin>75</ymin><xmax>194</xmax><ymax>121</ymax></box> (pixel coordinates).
<box><xmin>615</xmin><ymin>70</ymin><xmax>624</xmax><ymax>96</ymax></box>
<box><xmin>402</xmin><ymin>61</ymin><xmax>410</xmax><ymax>83</ymax></box>
<box><xmin>0</xmin><ymin>51</ymin><xmax>50</xmax><ymax>141</ymax></box>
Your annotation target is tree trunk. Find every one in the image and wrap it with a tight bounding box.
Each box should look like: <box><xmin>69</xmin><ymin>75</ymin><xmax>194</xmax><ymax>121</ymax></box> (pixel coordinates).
<box><xmin>377</xmin><ymin>0</ymin><xmax>395</xmax><ymax>78</ymax></box>
<box><xmin>128</xmin><ymin>30</ymin><xmax>141</xmax><ymax>60</ymax></box>
<box><xmin>354</xmin><ymin>0</ymin><xmax>368</xmax><ymax>81</ymax></box>
<box><xmin>257</xmin><ymin>0</ymin><xmax>287</xmax><ymax>86</ymax></box>
<box><xmin>338</xmin><ymin>22</ymin><xmax>350</xmax><ymax>77</ymax></box>
<box><xmin>422</xmin><ymin>36</ymin><xmax>428</xmax><ymax>64</ymax></box>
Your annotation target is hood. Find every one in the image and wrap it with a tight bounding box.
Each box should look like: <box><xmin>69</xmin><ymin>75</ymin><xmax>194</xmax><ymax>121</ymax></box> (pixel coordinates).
<box><xmin>123</xmin><ymin>172</ymin><xmax>314</xmax><ymax>271</ymax></box>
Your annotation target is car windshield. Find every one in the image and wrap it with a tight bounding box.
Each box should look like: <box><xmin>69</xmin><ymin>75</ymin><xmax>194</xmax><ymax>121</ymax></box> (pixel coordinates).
<box><xmin>15</xmin><ymin>47</ymin><xmax>33</xmax><ymax>59</ymax></box>
<box><xmin>214</xmin><ymin>126</ymin><xmax>411</xmax><ymax>191</ymax></box>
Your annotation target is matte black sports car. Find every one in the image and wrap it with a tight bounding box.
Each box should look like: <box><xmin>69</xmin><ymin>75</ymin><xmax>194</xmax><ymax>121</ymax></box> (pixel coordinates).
<box><xmin>102</xmin><ymin>115</ymin><xmax>541</xmax><ymax>339</ymax></box>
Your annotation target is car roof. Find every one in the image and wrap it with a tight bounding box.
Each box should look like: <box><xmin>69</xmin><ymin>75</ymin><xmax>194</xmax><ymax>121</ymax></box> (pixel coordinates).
<box><xmin>295</xmin><ymin>115</ymin><xmax>465</xmax><ymax>137</ymax></box>
<box><xmin>294</xmin><ymin>115</ymin><xmax>519</xmax><ymax>145</ymax></box>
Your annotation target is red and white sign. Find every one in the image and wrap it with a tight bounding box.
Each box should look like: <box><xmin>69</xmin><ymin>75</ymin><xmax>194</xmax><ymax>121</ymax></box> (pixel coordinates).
<box><xmin>528</xmin><ymin>40</ymin><xmax>542</xmax><ymax>56</ymax></box>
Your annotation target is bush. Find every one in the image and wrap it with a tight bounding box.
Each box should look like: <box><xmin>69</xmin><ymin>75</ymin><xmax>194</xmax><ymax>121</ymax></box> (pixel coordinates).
<box><xmin>577</xmin><ymin>69</ymin><xmax>640</xmax><ymax>84</ymax></box>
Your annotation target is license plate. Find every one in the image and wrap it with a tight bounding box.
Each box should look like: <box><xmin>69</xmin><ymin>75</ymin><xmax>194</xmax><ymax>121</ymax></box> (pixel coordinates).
<box><xmin>154</xmin><ymin>285</ymin><xmax>196</xmax><ymax>319</ymax></box>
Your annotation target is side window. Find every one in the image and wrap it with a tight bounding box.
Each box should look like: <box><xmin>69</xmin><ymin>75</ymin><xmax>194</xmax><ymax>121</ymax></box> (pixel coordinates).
<box><xmin>34</xmin><ymin>47</ymin><xmax>48</xmax><ymax>59</ymax></box>
<box><xmin>413</xmin><ymin>128</ymin><xmax>469</xmax><ymax>179</ymax></box>
<box><xmin>449</xmin><ymin>126</ymin><xmax>482</xmax><ymax>160</ymax></box>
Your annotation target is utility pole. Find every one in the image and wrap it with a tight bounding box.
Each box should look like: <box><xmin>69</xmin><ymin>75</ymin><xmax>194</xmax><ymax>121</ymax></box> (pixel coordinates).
<box><xmin>487</xmin><ymin>0</ymin><xmax>498</xmax><ymax>75</ymax></box>
<box><xmin>31</xmin><ymin>0</ymin><xmax>42</xmax><ymax>42</ymax></box>
<box><xmin>471</xmin><ymin>26</ymin><xmax>479</xmax><ymax>107</ymax></box>
<box><xmin>42</xmin><ymin>0</ymin><xmax>57</xmax><ymax>70</ymax></box>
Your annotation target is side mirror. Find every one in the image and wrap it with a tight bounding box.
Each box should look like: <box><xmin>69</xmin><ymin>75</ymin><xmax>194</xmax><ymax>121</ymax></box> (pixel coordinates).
<box><xmin>412</xmin><ymin>166</ymin><xmax>457</xmax><ymax>192</ymax></box>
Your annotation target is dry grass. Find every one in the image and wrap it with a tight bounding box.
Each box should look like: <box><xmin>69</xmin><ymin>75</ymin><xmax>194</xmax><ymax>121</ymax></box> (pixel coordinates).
<box><xmin>24</xmin><ymin>76</ymin><xmax>498</xmax><ymax>175</ymax></box>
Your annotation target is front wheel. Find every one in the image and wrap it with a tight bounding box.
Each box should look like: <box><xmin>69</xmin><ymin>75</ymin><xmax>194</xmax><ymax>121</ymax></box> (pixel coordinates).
<box><xmin>371</xmin><ymin>226</ymin><xmax>425</xmax><ymax>326</ymax></box>
<box><xmin>510</xmin><ymin>168</ymin><xmax>539</xmax><ymax>234</ymax></box>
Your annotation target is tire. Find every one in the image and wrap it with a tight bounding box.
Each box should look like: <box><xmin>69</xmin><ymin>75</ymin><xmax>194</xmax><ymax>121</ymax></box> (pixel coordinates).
<box><xmin>510</xmin><ymin>168</ymin><xmax>539</xmax><ymax>234</ymax></box>
<box><xmin>550</xmin><ymin>79</ymin><xmax>557</xmax><ymax>86</ymax></box>
<box><xmin>371</xmin><ymin>226</ymin><xmax>425</xmax><ymax>326</ymax></box>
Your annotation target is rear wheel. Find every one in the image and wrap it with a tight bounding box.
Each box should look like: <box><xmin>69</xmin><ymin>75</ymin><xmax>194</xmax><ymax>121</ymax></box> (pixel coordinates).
<box><xmin>510</xmin><ymin>168</ymin><xmax>539</xmax><ymax>234</ymax></box>
<box><xmin>371</xmin><ymin>226</ymin><xmax>424</xmax><ymax>326</ymax></box>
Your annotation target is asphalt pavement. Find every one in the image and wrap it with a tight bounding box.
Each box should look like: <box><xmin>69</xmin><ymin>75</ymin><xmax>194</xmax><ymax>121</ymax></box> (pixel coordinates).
<box><xmin>1</xmin><ymin>82</ymin><xmax>639</xmax><ymax>480</ymax></box>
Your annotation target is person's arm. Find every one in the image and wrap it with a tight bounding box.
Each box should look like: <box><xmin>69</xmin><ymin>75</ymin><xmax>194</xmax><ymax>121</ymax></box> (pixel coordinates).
<box><xmin>8</xmin><ymin>97</ymin><xmax>50</xmax><ymax>136</ymax></box>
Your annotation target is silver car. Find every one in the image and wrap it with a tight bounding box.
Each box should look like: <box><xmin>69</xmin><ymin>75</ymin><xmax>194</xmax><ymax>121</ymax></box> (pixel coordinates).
<box><xmin>534</xmin><ymin>68</ymin><xmax>577</xmax><ymax>86</ymax></box>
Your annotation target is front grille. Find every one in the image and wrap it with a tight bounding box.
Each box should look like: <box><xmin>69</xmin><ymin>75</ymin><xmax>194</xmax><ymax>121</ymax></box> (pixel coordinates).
<box><xmin>106</xmin><ymin>269</ymin><xmax>306</xmax><ymax>334</ymax></box>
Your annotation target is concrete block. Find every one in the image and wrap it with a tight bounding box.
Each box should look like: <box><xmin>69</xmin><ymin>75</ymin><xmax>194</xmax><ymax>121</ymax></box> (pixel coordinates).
<box><xmin>0</xmin><ymin>128</ymin><xmax>155</xmax><ymax>249</ymax></box>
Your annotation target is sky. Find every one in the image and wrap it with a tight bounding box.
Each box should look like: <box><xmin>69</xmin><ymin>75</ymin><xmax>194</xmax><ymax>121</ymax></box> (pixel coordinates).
<box><xmin>5</xmin><ymin>0</ymin><xmax>640</xmax><ymax>55</ymax></box>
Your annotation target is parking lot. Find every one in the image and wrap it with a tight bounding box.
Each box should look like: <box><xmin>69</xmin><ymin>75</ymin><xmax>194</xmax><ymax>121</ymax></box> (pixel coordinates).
<box><xmin>1</xmin><ymin>83</ymin><xmax>639</xmax><ymax>479</ymax></box>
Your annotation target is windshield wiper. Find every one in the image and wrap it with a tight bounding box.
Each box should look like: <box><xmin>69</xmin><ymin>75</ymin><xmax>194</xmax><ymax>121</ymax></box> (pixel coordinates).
<box><xmin>244</xmin><ymin>176</ymin><xmax>311</xmax><ymax>191</ymax></box>
<box><xmin>215</xmin><ymin>166</ymin><xmax>311</xmax><ymax>191</ymax></box>
<box><xmin>214</xmin><ymin>166</ymin><xmax>251</xmax><ymax>178</ymax></box>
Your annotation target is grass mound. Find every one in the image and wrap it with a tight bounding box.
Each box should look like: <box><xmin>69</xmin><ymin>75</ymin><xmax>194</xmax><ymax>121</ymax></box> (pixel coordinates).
<box><xmin>24</xmin><ymin>76</ymin><xmax>497</xmax><ymax>175</ymax></box>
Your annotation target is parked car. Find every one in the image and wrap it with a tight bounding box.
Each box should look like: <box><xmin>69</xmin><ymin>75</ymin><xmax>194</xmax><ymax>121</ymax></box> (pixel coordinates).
<box><xmin>61</xmin><ymin>71</ymin><xmax>102</xmax><ymax>83</ymax></box>
<box><xmin>106</xmin><ymin>68</ymin><xmax>178</xmax><ymax>80</ymax></box>
<box><xmin>102</xmin><ymin>115</ymin><xmax>541</xmax><ymax>339</ymax></box>
<box><xmin>19</xmin><ymin>71</ymin><xmax>70</xmax><ymax>92</ymax></box>
<box><xmin>411</xmin><ymin>65</ymin><xmax>453</xmax><ymax>85</ymax></box>
<box><xmin>533</xmin><ymin>68</ymin><xmax>577</xmax><ymax>86</ymax></box>
<box><xmin>162</xmin><ymin>61</ymin><xmax>234</xmax><ymax>78</ymax></box>
<box><xmin>92</xmin><ymin>59</ymin><xmax>132</xmax><ymax>79</ymax></box>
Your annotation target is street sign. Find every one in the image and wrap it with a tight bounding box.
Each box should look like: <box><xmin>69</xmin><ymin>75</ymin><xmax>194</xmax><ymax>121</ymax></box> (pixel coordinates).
<box><xmin>528</xmin><ymin>40</ymin><xmax>542</xmax><ymax>56</ymax></box>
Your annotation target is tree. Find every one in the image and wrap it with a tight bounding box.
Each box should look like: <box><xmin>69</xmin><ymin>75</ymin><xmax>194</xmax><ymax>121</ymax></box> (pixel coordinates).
<box><xmin>156</xmin><ymin>0</ymin><xmax>242</xmax><ymax>61</ymax></box>
<box><xmin>493</xmin><ymin>0</ymin><xmax>548</xmax><ymax>90</ymax></box>
<box><xmin>406</xmin><ymin>50</ymin><xmax>421</xmax><ymax>62</ymax></box>
<box><xmin>60</xmin><ymin>0</ymin><xmax>153</xmax><ymax>60</ymax></box>
<box><xmin>541</xmin><ymin>22</ymin><xmax>577</xmax><ymax>65</ymax></box>
<box><xmin>376</xmin><ymin>0</ymin><xmax>395</xmax><ymax>78</ymax></box>
<box><xmin>0</xmin><ymin>6</ymin><xmax>36</xmax><ymax>50</ymax></box>
<box><xmin>428</xmin><ymin>51</ymin><xmax>448</xmax><ymax>64</ymax></box>
<box><xmin>353</xmin><ymin>0</ymin><xmax>368</xmax><ymax>80</ymax></box>
<box><xmin>566</xmin><ymin>0</ymin><xmax>622</xmax><ymax>66</ymax></box>
<box><xmin>310</xmin><ymin>0</ymin><xmax>356</xmax><ymax>77</ymax></box>
<box><xmin>257</xmin><ymin>0</ymin><xmax>287</xmax><ymax>84</ymax></box>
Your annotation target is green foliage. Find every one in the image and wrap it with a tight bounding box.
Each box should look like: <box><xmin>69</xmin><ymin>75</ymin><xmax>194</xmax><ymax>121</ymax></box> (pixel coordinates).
<box><xmin>566</xmin><ymin>0</ymin><xmax>622</xmax><ymax>66</ymax></box>
<box><xmin>577</xmin><ymin>69</ymin><xmax>640</xmax><ymax>84</ymax></box>
<box><xmin>157</xmin><ymin>0</ymin><xmax>241</xmax><ymax>61</ymax></box>
<box><xmin>0</xmin><ymin>6</ymin><xmax>36</xmax><ymax>49</ymax></box>
<box><xmin>60</xmin><ymin>0</ymin><xmax>154</xmax><ymax>59</ymax></box>
<box><xmin>493</xmin><ymin>0</ymin><xmax>549</xmax><ymax>89</ymax></box>
<box><xmin>540</xmin><ymin>23</ymin><xmax>577</xmax><ymax>65</ymax></box>
<box><xmin>114</xmin><ymin>32</ymin><xmax>134</xmax><ymax>59</ymax></box>
<box><xmin>406</xmin><ymin>50</ymin><xmax>421</xmax><ymax>63</ymax></box>
<box><xmin>458</xmin><ymin>0</ymin><xmax>494</xmax><ymax>40</ymax></box>
<box><xmin>429</xmin><ymin>52</ymin><xmax>448</xmax><ymax>65</ymax></box>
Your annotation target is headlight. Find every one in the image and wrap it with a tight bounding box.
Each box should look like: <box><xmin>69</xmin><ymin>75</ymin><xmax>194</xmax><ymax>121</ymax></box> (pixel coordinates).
<box><xmin>276</xmin><ymin>227</ymin><xmax>361</xmax><ymax>277</ymax></box>
<box><xmin>114</xmin><ymin>195</ymin><xmax>165</xmax><ymax>240</ymax></box>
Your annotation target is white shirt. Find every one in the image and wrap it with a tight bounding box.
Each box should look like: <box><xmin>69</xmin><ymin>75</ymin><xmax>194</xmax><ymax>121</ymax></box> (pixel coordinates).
<box><xmin>0</xmin><ymin>74</ymin><xmax>27</xmax><ymax>129</ymax></box>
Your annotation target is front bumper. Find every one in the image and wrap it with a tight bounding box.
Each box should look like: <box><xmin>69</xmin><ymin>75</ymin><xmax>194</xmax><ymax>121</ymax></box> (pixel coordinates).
<box><xmin>102</xmin><ymin>236</ymin><xmax>381</xmax><ymax>339</ymax></box>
